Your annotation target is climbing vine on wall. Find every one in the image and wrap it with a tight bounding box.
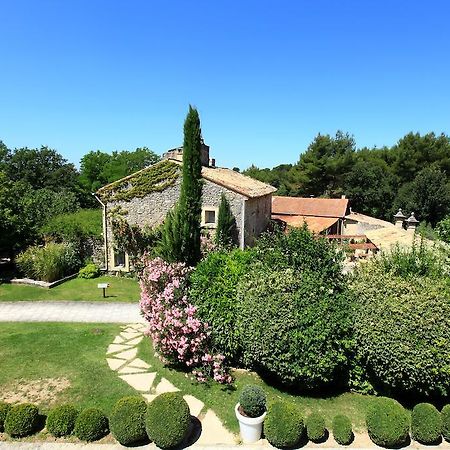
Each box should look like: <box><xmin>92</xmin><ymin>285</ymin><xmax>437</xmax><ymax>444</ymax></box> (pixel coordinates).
<box><xmin>97</xmin><ymin>160</ymin><xmax>180</xmax><ymax>202</ymax></box>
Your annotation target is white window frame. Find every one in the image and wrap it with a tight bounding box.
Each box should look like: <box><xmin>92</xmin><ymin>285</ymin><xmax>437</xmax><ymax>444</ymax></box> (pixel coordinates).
<box><xmin>201</xmin><ymin>206</ymin><xmax>219</xmax><ymax>228</ymax></box>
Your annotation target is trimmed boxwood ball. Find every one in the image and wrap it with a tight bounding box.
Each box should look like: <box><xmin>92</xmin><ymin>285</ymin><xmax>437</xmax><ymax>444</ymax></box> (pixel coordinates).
<box><xmin>239</xmin><ymin>385</ymin><xmax>266</xmax><ymax>418</ymax></box>
<box><xmin>146</xmin><ymin>392</ymin><xmax>190</xmax><ymax>449</ymax></box>
<box><xmin>74</xmin><ymin>408</ymin><xmax>109</xmax><ymax>442</ymax></box>
<box><xmin>4</xmin><ymin>403</ymin><xmax>39</xmax><ymax>437</ymax></box>
<box><xmin>110</xmin><ymin>396</ymin><xmax>148</xmax><ymax>446</ymax></box>
<box><xmin>411</xmin><ymin>403</ymin><xmax>442</xmax><ymax>444</ymax></box>
<box><xmin>46</xmin><ymin>404</ymin><xmax>79</xmax><ymax>437</ymax></box>
<box><xmin>264</xmin><ymin>401</ymin><xmax>304</xmax><ymax>448</ymax></box>
<box><xmin>306</xmin><ymin>412</ymin><xmax>327</xmax><ymax>442</ymax></box>
<box><xmin>332</xmin><ymin>415</ymin><xmax>353</xmax><ymax>445</ymax></box>
<box><xmin>0</xmin><ymin>402</ymin><xmax>11</xmax><ymax>432</ymax></box>
<box><xmin>443</xmin><ymin>405</ymin><xmax>450</xmax><ymax>442</ymax></box>
<box><xmin>366</xmin><ymin>397</ymin><xmax>409</xmax><ymax>447</ymax></box>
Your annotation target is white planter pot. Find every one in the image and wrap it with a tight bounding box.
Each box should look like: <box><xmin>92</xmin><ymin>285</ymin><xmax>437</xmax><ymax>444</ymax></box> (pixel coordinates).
<box><xmin>235</xmin><ymin>403</ymin><xmax>266</xmax><ymax>443</ymax></box>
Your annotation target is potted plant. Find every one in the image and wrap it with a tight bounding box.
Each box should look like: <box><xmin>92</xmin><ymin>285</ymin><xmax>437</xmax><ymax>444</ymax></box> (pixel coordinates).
<box><xmin>235</xmin><ymin>384</ymin><xmax>267</xmax><ymax>443</ymax></box>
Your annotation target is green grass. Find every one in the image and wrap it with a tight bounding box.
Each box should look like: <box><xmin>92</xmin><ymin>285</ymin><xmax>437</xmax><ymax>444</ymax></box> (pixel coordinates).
<box><xmin>137</xmin><ymin>338</ymin><xmax>374</xmax><ymax>434</ymax></box>
<box><xmin>0</xmin><ymin>276</ymin><xmax>140</xmax><ymax>302</ymax></box>
<box><xmin>0</xmin><ymin>323</ymin><xmax>137</xmax><ymax>414</ymax></box>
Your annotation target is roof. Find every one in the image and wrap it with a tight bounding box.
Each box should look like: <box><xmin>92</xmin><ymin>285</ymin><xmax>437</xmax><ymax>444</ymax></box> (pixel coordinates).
<box><xmin>272</xmin><ymin>196</ymin><xmax>349</xmax><ymax>218</ymax></box>
<box><xmin>272</xmin><ymin>214</ymin><xmax>338</xmax><ymax>233</ymax></box>
<box><xmin>364</xmin><ymin>227</ymin><xmax>420</xmax><ymax>251</ymax></box>
<box><xmin>345</xmin><ymin>212</ymin><xmax>394</xmax><ymax>228</ymax></box>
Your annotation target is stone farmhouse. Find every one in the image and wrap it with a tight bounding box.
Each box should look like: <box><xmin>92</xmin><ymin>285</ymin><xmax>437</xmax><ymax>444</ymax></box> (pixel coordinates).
<box><xmin>96</xmin><ymin>143</ymin><xmax>276</xmax><ymax>271</ymax></box>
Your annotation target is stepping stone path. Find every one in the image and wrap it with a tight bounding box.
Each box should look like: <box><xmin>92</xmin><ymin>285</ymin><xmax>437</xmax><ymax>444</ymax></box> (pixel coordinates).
<box><xmin>106</xmin><ymin>323</ymin><xmax>236</xmax><ymax>445</ymax></box>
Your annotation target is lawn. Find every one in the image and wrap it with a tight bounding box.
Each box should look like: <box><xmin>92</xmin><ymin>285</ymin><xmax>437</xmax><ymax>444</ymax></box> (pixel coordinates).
<box><xmin>0</xmin><ymin>323</ymin><xmax>138</xmax><ymax>414</ymax></box>
<box><xmin>0</xmin><ymin>276</ymin><xmax>140</xmax><ymax>302</ymax></box>
<box><xmin>137</xmin><ymin>337</ymin><xmax>375</xmax><ymax>434</ymax></box>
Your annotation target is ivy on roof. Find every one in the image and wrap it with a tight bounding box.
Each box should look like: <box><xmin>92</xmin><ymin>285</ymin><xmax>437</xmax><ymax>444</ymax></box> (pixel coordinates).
<box><xmin>98</xmin><ymin>160</ymin><xmax>180</xmax><ymax>202</ymax></box>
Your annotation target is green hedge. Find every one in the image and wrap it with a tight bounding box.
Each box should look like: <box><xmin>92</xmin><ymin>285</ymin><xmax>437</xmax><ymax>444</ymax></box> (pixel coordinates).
<box><xmin>74</xmin><ymin>408</ymin><xmax>109</xmax><ymax>442</ymax></box>
<box><xmin>110</xmin><ymin>396</ymin><xmax>148</xmax><ymax>446</ymax></box>
<box><xmin>46</xmin><ymin>404</ymin><xmax>79</xmax><ymax>437</ymax></box>
<box><xmin>411</xmin><ymin>403</ymin><xmax>442</xmax><ymax>444</ymax></box>
<box><xmin>145</xmin><ymin>393</ymin><xmax>190</xmax><ymax>449</ymax></box>
<box><xmin>366</xmin><ymin>397</ymin><xmax>410</xmax><ymax>447</ymax></box>
<box><xmin>264</xmin><ymin>401</ymin><xmax>304</xmax><ymax>448</ymax></box>
<box><xmin>442</xmin><ymin>405</ymin><xmax>450</xmax><ymax>442</ymax></box>
<box><xmin>0</xmin><ymin>402</ymin><xmax>11</xmax><ymax>432</ymax></box>
<box><xmin>78</xmin><ymin>263</ymin><xmax>100</xmax><ymax>279</ymax></box>
<box><xmin>306</xmin><ymin>412</ymin><xmax>327</xmax><ymax>442</ymax></box>
<box><xmin>332</xmin><ymin>414</ymin><xmax>353</xmax><ymax>445</ymax></box>
<box><xmin>239</xmin><ymin>385</ymin><xmax>266</xmax><ymax>418</ymax></box>
<box><xmin>4</xmin><ymin>403</ymin><xmax>39</xmax><ymax>437</ymax></box>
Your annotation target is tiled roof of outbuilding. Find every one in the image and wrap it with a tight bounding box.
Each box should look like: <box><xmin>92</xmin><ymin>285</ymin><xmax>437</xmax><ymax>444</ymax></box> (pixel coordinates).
<box><xmin>272</xmin><ymin>196</ymin><xmax>349</xmax><ymax>218</ymax></box>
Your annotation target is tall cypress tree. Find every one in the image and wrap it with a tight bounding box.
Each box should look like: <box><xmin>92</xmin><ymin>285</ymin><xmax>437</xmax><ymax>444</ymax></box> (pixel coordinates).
<box><xmin>215</xmin><ymin>193</ymin><xmax>237</xmax><ymax>247</ymax></box>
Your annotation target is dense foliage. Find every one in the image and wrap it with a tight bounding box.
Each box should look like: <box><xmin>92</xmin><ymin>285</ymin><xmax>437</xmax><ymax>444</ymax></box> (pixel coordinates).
<box><xmin>215</xmin><ymin>193</ymin><xmax>238</xmax><ymax>246</ymax></box>
<box><xmin>188</xmin><ymin>249</ymin><xmax>254</xmax><ymax>362</ymax></box>
<box><xmin>366</xmin><ymin>398</ymin><xmax>410</xmax><ymax>448</ymax></box>
<box><xmin>4</xmin><ymin>403</ymin><xmax>39</xmax><ymax>437</ymax></box>
<box><xmin>78</xmin><ymin>263</ymin><xmax>100</xmax><ymax>279</ymax></box>
<box><xmin>332</xmin><ymin>415</ymin><xmax>353</xmax><ymax>445</ymax></box>
<box><xmin>306</xmin><ymin>413</ymin><xmax>327</xmax><ymax>442</ymax></box>
<box><xmin>16</xmin><ymin>243</ymin><xmax>81</xmax><ymax>282</ymax></box>
<box><xmin>46</xmin><ymin>404</ymin><xmax>79</xmax><ymax>437</ymax></box>
<box><xmin>73</xmin><ymin>408</ymin><xmax>109</xmax><ymax>442</ymax></box>
<box><xmin>351</xmin><ymin>257</ymin><xmax>450</xmax><ymax>397</ymax></box>
<box><xmin>145</xmin><ymin>393</ymin><xmax>190</xmax><ymax>449</ymax></box>
<box><xmin>0</xmin><ymin>402</ymin><xmax>11</xmax><ymax>432</ymax></box>
<box><xmin>436</xmin><ymin>216</ymin><xmax>450</xmax><ymax>243</ymax></box>
<box><xmin>110</xmin><ymin>397</ymin><xmax>147</xmax><ymax>446</ymax></box>
<box><xmin>239</xmin><ymin>385</ymin><xmax>266</xmax><ymax>418</ymax></box>
<box><xmin>411</xmin><ymin>403</ymin><xmax>442</xmax><ymax>444</ymax></box>
<box><xmin>442</xmin><ymin>405</ymin><xmax>450</xmax><ymax>442</ymax></box>
<box><xmin>264</xmin><ymin>401</ymin><xmax>304</xmax><ymax>448</ymax></box>
<box><xmin>244</xmin><ymin>131</ymin><xmax>450</xmax><ymax>224</ymax></box>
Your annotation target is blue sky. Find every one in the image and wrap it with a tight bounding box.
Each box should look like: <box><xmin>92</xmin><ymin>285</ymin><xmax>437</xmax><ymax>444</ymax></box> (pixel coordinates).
<box><xmin>1</xmin><ymin>1</ymin><xmax>449</xmax><ymax>170</ymax></box>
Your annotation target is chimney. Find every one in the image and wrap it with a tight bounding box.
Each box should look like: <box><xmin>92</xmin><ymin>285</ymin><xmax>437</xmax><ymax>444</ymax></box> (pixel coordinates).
<box><xmin>200</xmin><ymin>141</ymin><xmax>210</xmax><ymax>166</ymax></box>
<box><xmin>393</xmin><ymin>209</ymin><xmax>407</xmax><ymax>228</ymax></box>
<box><xmin>406</xmin><ymin>212</ymin><xmax>419</xmax><ymax>233</ymax></box>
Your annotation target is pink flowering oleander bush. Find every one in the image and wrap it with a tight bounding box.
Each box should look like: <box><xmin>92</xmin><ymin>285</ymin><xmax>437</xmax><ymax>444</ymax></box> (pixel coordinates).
<box><xmin>139</xmin><ymin>255</ymin><xmax>231</xmax><ymax>383</ymax></box>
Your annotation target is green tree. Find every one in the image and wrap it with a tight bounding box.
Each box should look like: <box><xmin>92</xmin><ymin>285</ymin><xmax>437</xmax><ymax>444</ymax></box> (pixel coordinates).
<box><xmin>215</xmin><ymin>194</ymin><xmax>237</xmax><ymax>246</ymax></box>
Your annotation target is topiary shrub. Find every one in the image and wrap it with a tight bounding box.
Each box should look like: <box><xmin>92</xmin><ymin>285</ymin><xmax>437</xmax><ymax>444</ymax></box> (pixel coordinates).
<box><xmin>0</xmin><ymin>402</ymin><xmax>11</xmax><ymax>432</ymax></box>
<box><xmin>332</xmin><ymin>414</ymin><xmax>353</xmax><ymax>445</ymax></box>
<box><xmin>442</xmin><ymin>405</ymin><xmax>450</xmax><ymax>442</ymax></box>
<box><xmin>110</xmin><ymin>396</ymin><xmax>147</xmax><ymax>446</ymax></box>
<box><xmin>78</xmin><ymin>263</ymin><xmax>100</xmax><ymax>279</ymax></box>
<box><xmin>411</xmin><ymin>403</ymin><xmax>442</xmax><ymax>444</ymax></box>
<box><xmin>306</xmin><ymin>412</ymin><xmax>327</xmax><ymax>443</ymax></box>
<box><xmin>238</xmin><ymin>265</ymin><xmax>351</xmax><ymax>390</ymax></box>
<box><xmin>46</xmin><ymin>404</ymin><xmax>79</xmax><ymax>437</ymax></box>
<box><xmin>145</xmin><ymin>392</ymin><xmax>190</xmax><ymax>449</ymax></box>
<box><xmin>239</xmin><ymin>385</ymin><xmax>266</xmax><ymax>418</ymax></box>
<box><xmin>264</xmin><ymin>401</ymin><xmax>304</xmax><ymax>448</ymax></box>
<box><xmin>74</xmin><ymin>408</ymin><xmax>109</xmax><ymax>442</ymax></box>
<box><xmin>366</xmin><ymin>397</ymin><xmax>409</xmax><ymax>447</ymax></box>
<box><xmin>351</xmin><ymin>260</ymin><xmax>450</xmax><ymax>397</ymax></box>
<box><xmin>4</xmin><ymin>403</ymin><xmax>39</xmax><ymax>437</ymax></box>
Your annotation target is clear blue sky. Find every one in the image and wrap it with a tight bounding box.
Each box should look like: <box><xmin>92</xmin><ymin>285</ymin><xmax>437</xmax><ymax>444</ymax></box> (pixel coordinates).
<box><xmin>1</xmin><ymin>1</ymin><xmax>449</xmax><ymax>170</ymax></box>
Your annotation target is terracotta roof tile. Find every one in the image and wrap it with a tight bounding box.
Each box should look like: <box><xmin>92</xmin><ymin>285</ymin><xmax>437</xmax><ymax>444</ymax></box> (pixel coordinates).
<box><xmin>272</xmin><ymin>214</ymin><xmax>338</xmax><ymax>233</ymax></box>
<box><xmin>272</xmin><ymin>196</ymin><xmax>349</xmax><ymax>218</ymax></box>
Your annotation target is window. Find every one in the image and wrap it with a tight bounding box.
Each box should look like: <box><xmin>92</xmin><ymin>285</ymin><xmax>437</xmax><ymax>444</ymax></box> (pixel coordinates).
<box><xmin>205</xmin><ymin>210</ymin><xmax>216</xmax><ymax>224</ymax></box>
<box><xmin>114</xmin><ymin>251</ymin><xmax>125</xmax><ymax>267</ymax></box>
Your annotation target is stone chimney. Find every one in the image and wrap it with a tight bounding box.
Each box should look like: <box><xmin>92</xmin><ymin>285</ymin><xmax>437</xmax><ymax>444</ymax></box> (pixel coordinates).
<box><xmin>393</xmin><ymin>209</ymin><xmax>407</xmax><ymax>228</ymax></box>
<box><xmin>162</xmin><ymin>141</ymin><xmax>211</xmax><ymax>167</ymax></box>
<box><xmin>406</xmin><ymin>212</ymin><xmax>419</xmax><ymax>233</ymax></box>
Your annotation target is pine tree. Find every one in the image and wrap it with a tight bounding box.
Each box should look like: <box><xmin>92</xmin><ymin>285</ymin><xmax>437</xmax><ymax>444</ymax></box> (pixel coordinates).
<box><xmin>158</xmin><ymin>204</ymin><xmax>184</xmax><ymax>262</ymax></box>
<box><xmin>215</xmin><ymin>193</ymin><xmax>237</xmax><ymax>247</ymax></box>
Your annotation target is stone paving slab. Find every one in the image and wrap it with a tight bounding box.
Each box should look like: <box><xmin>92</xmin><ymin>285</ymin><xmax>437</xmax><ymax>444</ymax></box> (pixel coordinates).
<box><xmin>0</xmin><ymin>302</ymin><xmax>144</xmax><ymax>324</ymax></box>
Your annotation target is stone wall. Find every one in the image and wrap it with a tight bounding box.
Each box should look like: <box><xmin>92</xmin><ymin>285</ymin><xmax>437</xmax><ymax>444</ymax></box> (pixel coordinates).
<box><xmin>244</xmin><ymin>194</ymin><xmax>272</xmax><ymax>246</ymax></box>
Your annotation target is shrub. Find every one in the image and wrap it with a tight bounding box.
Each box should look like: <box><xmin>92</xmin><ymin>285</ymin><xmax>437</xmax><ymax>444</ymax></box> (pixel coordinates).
<box><xmin>110</xmin><ymin>396</ymin><xmax>147</xmax><ymax>446</ymax></box>
<box><xmin>4</xmin><ymin>403</ymin><xmax>39</xmax><ymax>437</ymax></box>
<box><xmin>306</xmin><ymin>413</ymin><xmax>327</xmax><ymax>442</ymax></box>
<box><xmin>145</xmin><ymin>393</ymin><xmax>190</xmax><ymax>449</ymax></box>
<box><xmin>238</xmin><ymin>266</ymin><xmax>351</xmax><ymax>390</ymax></box>
<box><xmin>0</xmin><ymin>402</ymin><xmax>11</xmax><ymax>432</ymax></box>
<box><xmin>46</xmin><ymin>404</ymin><xmax>79</xmax><ymax>437</ymax></box>
<box><xmin>366</xmin><ymin>397</ymin><xmax>409</xmax><ymax>447</ymax></box>
<box><xmin>78</xmin><ymin>263</ymin><xmax>100</xmax><ymax>279</ymax></box>
<box><xmin>264</xmin><ymin>401</ymin><xmax>304</xmax><ymax>448</ymax></box>
<box><xmin>74</xmin><ymin>408</ymin><xmax>109</xmax><ymax>442</ymax></box>
<box><xmin>239</xmin><ymin>385</ymin><xmax>266</xmax><ymax>418</ymax></box>
<box><xmin>442</xmin><ymin>405</ymin><xmax>450</xmax><ymax>442</ymax></box>
<box><xmin>189</xmin><ymin>249</ymin><xmax>254</xmax><ymax>362</ymax></box>
<box><xmin>16</xmin><ymin>242</ymin><xmax>81</xmax><ymax>282</ymax></box>
<box><xmin>332</xmin><ymin>415</ymin><xmax>353</xmax><ymax>445</ymax></box>
<box><xmin>411</xmin><ymin>403</ymin><xmax>442</xmax><ymax>444</ymax></box>
<box><xmin>351</xmin><ymin>264</ymin><xmax>450</xmax><ymax>397</ymax></box>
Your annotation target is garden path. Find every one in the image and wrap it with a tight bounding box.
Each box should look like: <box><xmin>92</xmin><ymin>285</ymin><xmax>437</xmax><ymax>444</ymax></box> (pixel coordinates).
<box><xmin>106</xmin><ymin>323</ymin><xmax>236</xmax><ymax>445</ymax></box>
<box><xmin>0</xmin><ymin>301</ymin><xmax>143</xmax><ymax>323</ymax></box>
